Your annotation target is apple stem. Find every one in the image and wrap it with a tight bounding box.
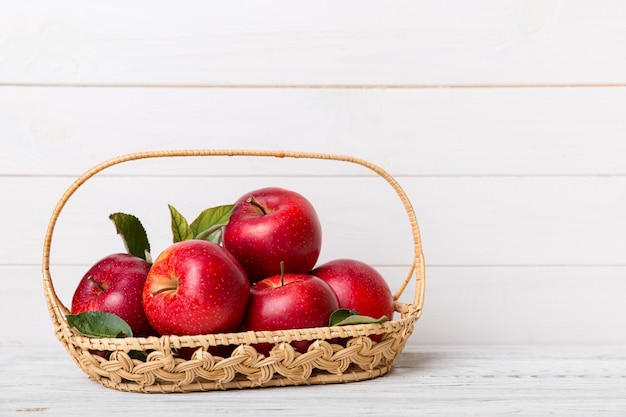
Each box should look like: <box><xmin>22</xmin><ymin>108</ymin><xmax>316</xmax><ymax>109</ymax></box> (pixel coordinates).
<box><xmin>88</xmin><ymin>276</ymin><xmax>106</xmax><ymax>292</ymax></box>
<box><xmin>246</xmin><ymin>196</ymin><xmax>267</xmax><ymax>215</ymax></box>
<box><xmin>280</xmin><ymin>261</ymin><xmax>285</xmax><ymax>286</ymax></box>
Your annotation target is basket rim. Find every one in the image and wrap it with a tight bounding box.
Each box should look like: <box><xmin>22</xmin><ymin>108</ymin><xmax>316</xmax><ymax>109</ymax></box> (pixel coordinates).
<box><xmin>41</xmin><ymin>149</ymin><xmax>426</xmax><ymax>350</ymax></box>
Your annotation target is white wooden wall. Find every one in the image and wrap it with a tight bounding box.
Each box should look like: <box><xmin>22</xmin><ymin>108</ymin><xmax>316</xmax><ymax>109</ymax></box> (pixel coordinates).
<box><xmin>3</xmin><ymin>0</ymin><xmax>626</xmax><ymax>346</ymax></box>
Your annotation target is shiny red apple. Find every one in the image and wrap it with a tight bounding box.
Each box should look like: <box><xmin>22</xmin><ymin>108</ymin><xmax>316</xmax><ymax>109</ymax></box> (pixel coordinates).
<box><xmin>71</xmin><ymin>253</ymin><xmax>155</xmax><ymax>337</ymax></box>
<box><xmin>223</xmin><ymin>187</ymin><xmax>322</xmax><ymax>283</ymax></box>
<box><xmin>243</xmin><ymin>272</ymin><xmax>339</xmax><ymax>355</ymax></box>
<box><xmin>311</xmin><ymin>258</ymin><xmax>395</xmax><ymax>323</ymax></box>
<box><xmin>142</xmin><ymin>239</ymin><xmax>250</xmax><ymax>336</ymax></box>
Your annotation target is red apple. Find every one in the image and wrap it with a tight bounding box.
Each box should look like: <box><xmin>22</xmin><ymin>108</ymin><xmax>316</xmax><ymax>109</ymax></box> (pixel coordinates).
<box><xmin>243</xmin><ymin>272</ymin><xmax>339</xmax><ymax>355</ymax></box>
<box><xmin>142</xmin><ymin>239</ymin><xmax>250</xmax><ymax>336</ymax></box>
<box><xmin>311</xmin><ymin>258</ymin><xmax>395</xmax><ymax>331</ymax></box>
<box><xmin>223</xmin><ymin>187</ymin><xmax>322</xmax><ymax>283</ymax></box>
<box><xmin>71</xmin><ymin>253</ymin><xmax>155</xmax><ymax>337</ymax></box>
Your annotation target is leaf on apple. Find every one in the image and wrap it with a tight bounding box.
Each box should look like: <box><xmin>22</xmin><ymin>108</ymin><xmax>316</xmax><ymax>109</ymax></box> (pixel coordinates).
<box><xmin>329</xmin><ymin>308</ymin><xmax>389</xmax><ymax>327</ymax></box>
<box><xmin>168</xmin><ymin>203</ymin><xmax>234</xmax><ymax>244</ymax></box>
<box><xmin>168</xmin><ymin>204</ymin><xmax>194</xmax><ymax>243</ymax></box>
<box><xmin>191</xmin><ymin>204</ymin><xmax>234</xmax><ymax>243</ymax></box>
<box><xmin>66</xmin><ymin>311</ymin><xmax>133</xmax><ymax>338</ymax></box>
<box><xmin>109</xmin><ymin>212</ymin><xmax>151</xmax><ymax>261</ymax></box>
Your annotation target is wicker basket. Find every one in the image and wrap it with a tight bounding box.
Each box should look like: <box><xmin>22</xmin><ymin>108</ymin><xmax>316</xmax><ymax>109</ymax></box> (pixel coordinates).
<box><xmin>41</xmin><ymin>150</ymin><xmax>425</xmax><ymax>393</ymax></box>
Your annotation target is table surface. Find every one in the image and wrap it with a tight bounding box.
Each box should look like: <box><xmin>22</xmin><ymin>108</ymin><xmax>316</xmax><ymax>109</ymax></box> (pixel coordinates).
<box><xmin>2</xmin><ymin>344</ymin><xmax>625</xmax><ymax>416</ymax></box>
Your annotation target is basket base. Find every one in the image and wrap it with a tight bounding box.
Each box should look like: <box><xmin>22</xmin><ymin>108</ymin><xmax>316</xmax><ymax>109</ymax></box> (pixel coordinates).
<box><xmin>94</xmin><ymin>363</ymin><xmax>393</xmax><ymax>393</ymax></box>
<box><xmin>57</xmin><ymin>302</ymin><xmax>419</xmax><ymax>393</ymax></box>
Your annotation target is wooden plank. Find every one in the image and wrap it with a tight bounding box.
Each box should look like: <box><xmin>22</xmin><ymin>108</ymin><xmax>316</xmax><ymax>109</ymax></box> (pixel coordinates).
<box><xmin>1</xmin><ymin>345</ymin><xmax>625</xmax><ymax>416</ymax></box>
<box><xmin>2</xmin><ymin>1</ymin><xmax>626</xmax><ymax>86</ymax></box>
<box><xmin>418</xmin><ymin>266</ymin><xmax>626</xmax><ymax>345</ymax></box>
<box><xmin>6</xmin><ymin>175</ymin><xmax>626</xmax><ymax>267</ymax></box>
<box><xmin>2</xmin><ymin>86</ymin><xmax>626</xmax><ymax>176</ymax></box>
<box><xmin>7</xmin><ymin>265</ymin><xmax>626</xmax><ymax>345</ymax></box>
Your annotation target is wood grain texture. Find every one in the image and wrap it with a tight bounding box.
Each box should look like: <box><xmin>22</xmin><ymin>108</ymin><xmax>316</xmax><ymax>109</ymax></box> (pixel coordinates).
<box><xmin>2</xmin><ymin>86</ymin><xmax>626</xmax><ymax>176</ymax></box>
<box><xmin>1</xmin><ymin>345</ymin><xmax>625</xmax><ymax>416</ymax></box>
<box><xmin>2</xmin><ymin>1</ymin><xmax>626</xmax><ymax>86</ymax></box>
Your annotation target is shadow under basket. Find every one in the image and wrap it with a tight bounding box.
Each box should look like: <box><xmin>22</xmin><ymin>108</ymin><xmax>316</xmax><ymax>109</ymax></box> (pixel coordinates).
<box><xmin>41</xmin><ymin>150</ymin><xmax>426</xmax><ymax>393</ymax></box>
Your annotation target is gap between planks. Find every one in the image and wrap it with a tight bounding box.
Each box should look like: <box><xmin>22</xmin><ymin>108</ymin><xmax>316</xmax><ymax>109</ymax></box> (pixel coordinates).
<box><xmin>3</xmin><ymin>83</ymin><xmax>626</xmax><ymax>89</ymax></box>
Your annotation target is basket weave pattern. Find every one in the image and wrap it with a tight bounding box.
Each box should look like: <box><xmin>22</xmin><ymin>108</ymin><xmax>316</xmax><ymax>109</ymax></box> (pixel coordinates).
<box><xmin>42</xmin><ymin>150</ymin><xmax>425</xmax><ymax>393</ymax></box>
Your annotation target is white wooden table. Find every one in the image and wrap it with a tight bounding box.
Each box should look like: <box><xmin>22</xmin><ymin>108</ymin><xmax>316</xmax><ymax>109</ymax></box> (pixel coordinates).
<box><xmin>2</xmin><ymin>344</ymin><xmax>625</xmax><ymax>416</ymax></box>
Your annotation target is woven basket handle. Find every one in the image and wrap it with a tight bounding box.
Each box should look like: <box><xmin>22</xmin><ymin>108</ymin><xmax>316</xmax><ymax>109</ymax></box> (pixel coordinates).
<box><xmin>42</xmin><ymin>150</ymin><xmax>425</xmax><ymax>322</ymax></box>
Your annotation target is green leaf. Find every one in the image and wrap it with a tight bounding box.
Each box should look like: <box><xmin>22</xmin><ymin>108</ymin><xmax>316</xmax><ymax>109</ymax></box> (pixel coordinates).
<box><xmin>168</xmin><ymin>204</ymin><xmax>194</xmax><ymax>243</ymax></box>
<box><xmin>329</xmin><ymin>308</ymin><xmax>389</xmax><ymax>327</ymax></box>
<box><xmin>66</xmin><ymin>311</ymin><xmax>133</xmax><ymax>338</ymax></box>
<box><xmin>329</xmin><ymin>308</ymin><xmax>360</xmax><ymax>325</ymax></box>
<box><xmin>190</xmin><ymin>204</ymin><xmax>234</xmax><ymax>243</ymax></box>
<box><xmin>108</xmin><ymin>212</ymin><xmax>151</xmax><ymax>261</ymax></box>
